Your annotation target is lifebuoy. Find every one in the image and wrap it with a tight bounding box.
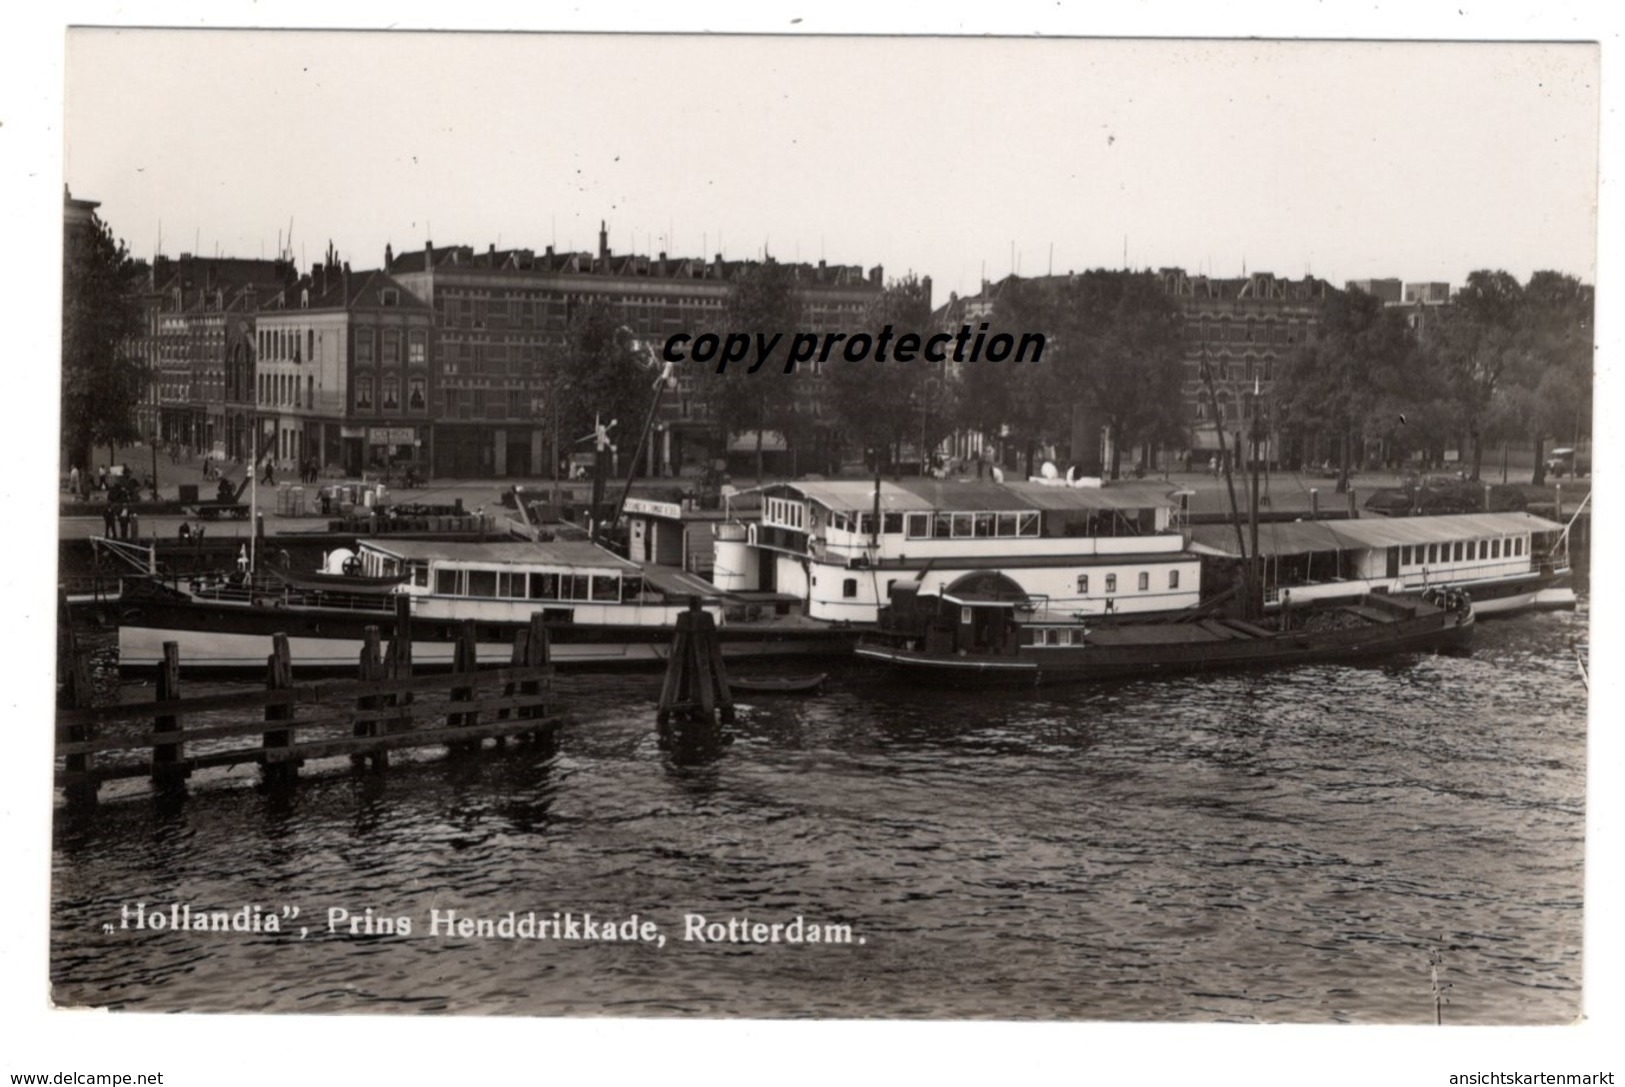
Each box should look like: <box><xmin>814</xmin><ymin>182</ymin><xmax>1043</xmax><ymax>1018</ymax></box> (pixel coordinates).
<box><xmin>342</xmin><ymin>557</ymin><xmax>362</xmax><ymax>576</ymax></box>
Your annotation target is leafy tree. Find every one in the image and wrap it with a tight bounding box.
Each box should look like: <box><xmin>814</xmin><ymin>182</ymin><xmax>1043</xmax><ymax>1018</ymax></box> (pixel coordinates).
<box><xmin>1430</xmin><ymin>270</ymin><xmax>1525</xmax><ymax>480</ymax></box>
<box><xmin>551</xmin><ymin>297</ymin><xmax>659</xmax><ymax>477</ymax></box>
<box><xmin>825</xmin><ymin>274</ymin><xmax>937</xmax><ymax>476</ymax></box>
<box><xmin>62</xmin><ymin>215</ymin><xmax>148</xmax><ymax>472</ymax></box>
<box><xmin>1519</xmin><ymin>271</ymin><xmax>1593</xmax><ymax>485</ymax></box>
<box><xmin>1275</xmin><ymin>286</ymin><xmax>1418</xmax><ymax>492</ymax></box>
<box><xmin>1047</xmin><ymin>271</ymin><xmax>1187</xmax><ymax>479</ymax></box>
<box><xmin>687</xmin><ymin>260</ymin><xmax>803</xmax><ymax>481</ymax></box>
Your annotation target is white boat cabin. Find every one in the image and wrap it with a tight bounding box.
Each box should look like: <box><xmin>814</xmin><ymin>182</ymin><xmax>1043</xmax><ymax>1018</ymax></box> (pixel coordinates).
<box><xmin>1188</xmin><ymin>511</ymin><xmax>1571</xmax><ymax>612</ymax></box>
<box><xmin>713</xmin><ymin>479</ymin><xmax>1202</xmax><ymax>623</ymax></box>
<box><xmin>354</xmin><ymin>538</ymin><xmax>718</xmax><ymax>626</ymax></box>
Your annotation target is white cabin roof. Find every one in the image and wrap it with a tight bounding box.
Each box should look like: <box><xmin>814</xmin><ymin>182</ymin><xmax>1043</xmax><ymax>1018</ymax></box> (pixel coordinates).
<box><xmin>1189</xmin><ymin>511</ymin><xmax>1565</xmax><ymax>558</ymax></box>
<box><xmin>357</xmin><ymin>538</ymin><xmax>641</xmax><ymax>571</ymax></box>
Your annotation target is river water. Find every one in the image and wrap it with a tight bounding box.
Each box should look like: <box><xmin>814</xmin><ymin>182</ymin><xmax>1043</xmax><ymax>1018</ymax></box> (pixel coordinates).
<box><xmin>50</xmin><ymin>599</ymin><xmax>1588</xmax><ymax>1023</ymax></box>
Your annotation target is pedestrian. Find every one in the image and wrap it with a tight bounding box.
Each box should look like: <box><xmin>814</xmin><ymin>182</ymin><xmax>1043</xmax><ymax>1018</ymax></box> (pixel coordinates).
<box><xmin>98</xmin><ymin>465</ymin><xmax>108</xmax><ymax>491</ymax></box>
<box><xmin>261</xmin><ymin>457</ymin><xmax>275</xmax><ymax>485</ymax></box>
<box><xmin>128</xmin><ymin>510</ymin><xmax>140</xmax><ymax>540</ymax></box>
<box><xmin>1209</xmin><ymin>454</ymin><xmax>1218</xmax><ymax>477</ymax></box>
<box><xmin>178</xmin><ymin>522</ymin><xmax>191</xmax><ymax>541</ymax></box>
<box><xmin>116</xmin><ymin>505</ymin><xmax>131</xmax><ymax>540</ymax></box>
<box><xmin>236</xmin><ymin>545</ymin><xmax>249</xmax><ymax>575</ymax></box>
<box><xmin>69</xmin><ymin>465</ymin><xmax>80</xmax><ymax>496</ymax></box>
<box><xmin>101</xmin><ymin>503</ymin><xmax>116</xmax><ymax>538</ymax></box>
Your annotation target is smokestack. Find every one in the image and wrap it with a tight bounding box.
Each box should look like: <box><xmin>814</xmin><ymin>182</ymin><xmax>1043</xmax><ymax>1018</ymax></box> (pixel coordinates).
<box><xmin>599</xmin><ymin>220</ymin><xmax>609</xmax><ymax>264</ymax></box>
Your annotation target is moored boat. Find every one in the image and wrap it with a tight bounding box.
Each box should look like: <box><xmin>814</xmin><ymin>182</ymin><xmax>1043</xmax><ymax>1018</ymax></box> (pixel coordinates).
<box><xmin>855</xmin><ymin>577</ymin><xmax>1474</xmax><ymax>685</ymax></box>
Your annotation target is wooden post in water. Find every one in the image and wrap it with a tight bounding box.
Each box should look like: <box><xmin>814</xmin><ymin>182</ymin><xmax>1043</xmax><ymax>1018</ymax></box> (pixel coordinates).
<box><xmin>353</xmin><ymin>626</ymin><xmax>385</xmax><ymax>770</ymax></box>
<box><xmin>447</xmin><ymin>620</ymin><xmax>480</xmax><ymax>755</ymax></box>
<box><xmin>151</xmin><ymin>641</ymin><xmax>188</xmax><ymax>792</ymax></box>
<box><xmin>58</xmin><ymin>588</ymin><xmax>98</xmax><ymax>807</ymax></box>
<box><xmin>656</xmin><ymin>598</ymin><xmax>734</xmax><ymax>754</ymax></box>
<box><xmin>390</xmin><ymin>594</ymin><xmax>414</xmax><ymax>739</ymax></box>
<box><xmin>523</xmin><ymin>611</ymin><xmax>553</xmax><ymax>747</ymax></box>
<box><xmin>261</xmin><ymin>633</ymin><xmax>298</xmax><ymax>785</ymax></box>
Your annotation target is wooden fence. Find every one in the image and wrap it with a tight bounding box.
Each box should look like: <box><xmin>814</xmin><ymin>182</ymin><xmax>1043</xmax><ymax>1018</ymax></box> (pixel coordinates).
<box><xmin>56</xmin><ymin>599</ymin><xmax>561</xmax><ymax>805</ymax></box>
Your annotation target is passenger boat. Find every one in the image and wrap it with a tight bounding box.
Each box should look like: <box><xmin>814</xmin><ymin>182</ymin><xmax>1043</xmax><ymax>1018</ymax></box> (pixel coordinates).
<box><xmin>115</xmin><ymin>537</ymin><xmax>850</xmax><ymax>674</ymax></box>
<box><xmin>1188</xmin><ymin>510</ymin><xmax>1576</xmax><ymax>616</ymax></box>
<box><xmin>712</xmin><ymin>477</ymin><xmax>1203</xmax><ymax>625</ymax></box>
<box><xmin>855</xmin><ymin>574</ymin><xmax>1474</xmax><ymax>685</ymax></box>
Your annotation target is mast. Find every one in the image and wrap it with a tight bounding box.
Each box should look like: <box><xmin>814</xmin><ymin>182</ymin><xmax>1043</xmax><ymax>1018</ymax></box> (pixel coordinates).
<box><xmin>1199</xmin><ymin>343</ymin><xmax>1254</xmax><ymax>616</ymax></box>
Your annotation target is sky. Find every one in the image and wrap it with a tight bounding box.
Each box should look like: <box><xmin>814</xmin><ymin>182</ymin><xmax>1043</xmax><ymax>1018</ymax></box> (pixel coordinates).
<box><xmin>62</xmin><ymin>31</ymin><xmax>1599</xmax><ymax>303</ymax></box>
<box><xmin>6</xmin><ymin>4</ymin><xmax>1624</xmax><ymax>1085</ymax></box>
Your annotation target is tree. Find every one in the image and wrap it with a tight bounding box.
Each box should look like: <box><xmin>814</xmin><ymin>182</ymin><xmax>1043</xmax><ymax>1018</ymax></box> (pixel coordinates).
<box><xmin>1275</xmin><ymin>286</ymin><xmax>1418</xmax><ymax>492</ymax></box>
<box><xmin>62</xmin><ymin>215</ymin><xmax>147</xmax><ymax>471</ymax></box>
<box><xmin>1431</xmin><ymin>270</ymin><xmax>1524</xmax><ymax>480</ymax></box>
<box><xmin>550</xmin><ymin>298</ymin><xmax>659</xmax><ymax>481</ymax></box>
<box><xmin>1047</xmin><ymin>271</ymin><xmax>1187</xmax><ymax>479</ymax></box>
<box><xmin>825</xmin><ymin>274</ymin><xmax>936</xmax><ymax>476</ymax></box>
<box><xmin>1519</xmin><ymin>271</ymin><xmax>1593</xmax><ymax>485</ymax></box>
<box><xmin>689</xmin><ymin>259</ymin><xmax>804</xmax><ymax>481</ymax></box>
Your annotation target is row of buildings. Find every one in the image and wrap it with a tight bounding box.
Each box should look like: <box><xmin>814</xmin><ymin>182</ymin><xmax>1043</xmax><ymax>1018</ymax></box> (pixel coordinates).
<box><xmin>84</xmin><ymin>188</ymin><xmax>1452</xmax><ymax>481</ymax></box>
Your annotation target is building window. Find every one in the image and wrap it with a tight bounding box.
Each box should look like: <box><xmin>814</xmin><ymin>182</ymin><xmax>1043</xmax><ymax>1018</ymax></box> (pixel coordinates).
<box><xmin>409</xmin><ymin>377</ymin><xmax>426</xmax><ymax>411</ymax></box>
<box><xmin>383</xmin><ymin>330</ymin><xmax>401</xmax><ymax>364</ymax></box>
<box><xmin>382</xmin><ymin>376</ymin><xmax>400</xmax><ymax>411</ymax></box>
<box><xmin>1105</xmin><ymin>574</ymin><xmax>1117</xmax><ymax>593</ymax></box>
<box><xmin>1138</xmin><ymin>571</ymin><xmax>1149</xmax><ymax>591</ymax></box>
<box><xmin>408</xmin><ymin>331</ymin><xmax>427</xmax><ymax>366</ymax></box>
<box><xmin>355</xmin><ymin>374</ymin><xmax>374</xmax><ymax>411</ymax></box>
<box><xmin>308</xmin><ymin>330</ymin><xmax>315</xmax><ymax>360</ymax></box>
<box><xmin>1076</xmin><ymin>574</ymin><xmax>1089</xmax><ymax>594</ymax></box>
<box><xmin>355</xmin><ymin>331</ymin><xmax>374</xmax><ymax>365</ymax></box>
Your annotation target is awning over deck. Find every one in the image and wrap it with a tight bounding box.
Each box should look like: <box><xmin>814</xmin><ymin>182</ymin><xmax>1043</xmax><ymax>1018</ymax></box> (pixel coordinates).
<box><xmin>1189</xmin><ymin>511</ymin><xmax>1565</xmax><ymax>558</ymax></box>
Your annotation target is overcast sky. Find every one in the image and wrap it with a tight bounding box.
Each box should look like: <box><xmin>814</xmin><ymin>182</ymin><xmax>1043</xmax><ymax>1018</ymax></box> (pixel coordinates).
<box><xmin>63</xmin><ymin>31</ymin><xmax>1598</xmax><ymax>302</ymax></box>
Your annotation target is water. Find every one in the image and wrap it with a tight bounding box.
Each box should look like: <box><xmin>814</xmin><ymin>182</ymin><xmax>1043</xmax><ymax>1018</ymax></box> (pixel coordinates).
<box><xmin>50</xmin><ymin>603</ymin><xmax>1588</xmax><ymax>1022</ymax></box>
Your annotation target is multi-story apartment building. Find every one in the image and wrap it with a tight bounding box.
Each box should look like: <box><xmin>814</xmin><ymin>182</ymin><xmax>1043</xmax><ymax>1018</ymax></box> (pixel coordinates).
<box><xmin>254</xmin><ymin>253</ymin><xmax>434</xmax><ymax>476</ymax></box>
<box><xmin>132</xmin><ymin>255</ymin><xmax>297</xmax><ymax>455</ymax></box>
<box><xmin>387</xmin><ymin>223</ymin><xmax>886</xmax><ymax>478</ymax></box>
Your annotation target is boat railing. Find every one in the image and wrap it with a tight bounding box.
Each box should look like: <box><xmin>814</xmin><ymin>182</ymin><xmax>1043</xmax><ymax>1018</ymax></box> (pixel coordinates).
<box><xmin>186</xmin><ymin>580</ymin><xmax>399</xmax><ymax>613</ymax></box>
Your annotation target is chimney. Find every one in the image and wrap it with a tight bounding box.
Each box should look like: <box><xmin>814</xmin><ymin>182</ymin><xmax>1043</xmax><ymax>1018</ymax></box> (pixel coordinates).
<box><xmin>658</xmin><ymin>250</ymin><xmax>667</xmax><ymax>276</ymax></box>
<box><xmin>489</xmin><ymin>242</ymin><xmax>497</xmax><ymax>263</ymax></box>
<box><xmin>545</xmin><ymin>244</ymin><xmax>555</xmax><ymax>258</ymax></box>
<box><xmin>425</xmin><ymin>239</ymin><xmax>434</xmax><ymax>265</ymax></box>
<box><xmin>385</xmin><ymin>242</ymin><xmax>394</xmax><ymax>269</ymax></box>
<box><xmin>598</xmin><ymin>220</ymin><xmax>609</xmax><ymax>264</ymax></box>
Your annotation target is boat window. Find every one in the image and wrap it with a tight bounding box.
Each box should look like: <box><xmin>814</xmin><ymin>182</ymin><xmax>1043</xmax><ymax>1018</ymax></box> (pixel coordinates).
<box><xmin>1044</xmin><ymin>628</ymin><xmax>1061</xmax><ymax>646</ymax></box>
<box><xmin>568</xmin><ymin>574</ymin><xmax>591</xmax><ymax>600</ymax></box>
<box><xmin>1492</xmin><ymin>539</ymin><xmax>1501</xmax><ymax>559</ymax></box>
<box><xmin>996</xmin><ymin>512</ymin><xmax>1018</xmax><ymax>537</ymax></box>
<box><xmin>1077</xmin><ymin>574</ymin><xmax>1089</xmax><ymax>594</ymax></box>
<box><xmin>843</xmin><ymin>578</ymin><xmax>858</xmax><ymax>599</ymax></box>
<box><xmin>952</xmin><ymin>513</ymin><xmax>974</xmax><ymax>537</ymax></box>
<box><xmin>1105</xmin><ymin>574</ymin><xmax>1117</xmax><ymax>593</ymax></box>
<box><xmin>907</xmin><ymin>513</ymin><xmax>930</xmax><ymax>538</ymax></box>
<box><xmin>933</xmin><ymin>513</ymin><xmax>952</xmax><ymax>538</ymax></box>
<box><xmin>435</xmin><ymin>568</ymin><xmax>459</xmax><ymax>595</ymax></box>
<box><xmin>1169</xmin><ymin>569</ymin><xmax>1180</xmax><ymax>590</ymax></box>
<box><xmin>1426</xmin><ymin>544</ymin><xmax>1437</xmax><ymax>564</ymax></box>
<box><xmin>974</xmin><ymin>513</ymin><xmax>995</xmax><ymax>537</ymax></box>
<box><xmin>411</xmin><ymin>564</ymin><xmax>428</xmax><ymax>588</ymax></box>
<box><xmin>496</xmin><ymin>572</ymin><xmax>515</xmax><ymax>598</ymax></box>
<box><xmin>1018</xmin><ymin>512</ymin><xmax>1039</xmax><ymax>537</ymax></box>
<box><xmin>1453</xmin><ymin>542</ymin><xmax>1464</xmax><ymax>562</ymax></box>
<box><xmin>621</xmin><ymin>576</ymin><xmax>644</xmax><ymax>602</ymax></box>
<box><xmin>591</xmin><ymin>575</ymin><xmax>619</xmax><ymax>602</ymax></box>
<box><xmin>1138</xmin><ymin>571</ymin><xmax>1149</xmax><ymax>591</ymax></box>
<box><xmin>1401</xmin><ymin>545</ymin><xmax>1412</xmax><ymax>565</ymax></box>
<box><xmin>883</xmin><ymin>512</ymin><xmax>903</xmax><ymax>534</ymax></box>
<box><xmin>1515</xmin><ymin>537</ymin><xmax>1524</xmax><ymax>557</ymax></box>
<box><xmin>857</xmin><ymin>513</ymin><xmax>873</xmax><ymax>536</ymax></box>
<box><xmin>529</xmin><ymin>572</ymin><xmax>559</xmax><ymax>599</ymax></box>
<box><xmin>1022</xmin><ymin>628</ymin><xmax>1037</xmax><ymax>646</ymax></box>
<box><xmin>466</xmin><ymin>570</ymin><xmax>498</xmax><ymax>598</ymax></box>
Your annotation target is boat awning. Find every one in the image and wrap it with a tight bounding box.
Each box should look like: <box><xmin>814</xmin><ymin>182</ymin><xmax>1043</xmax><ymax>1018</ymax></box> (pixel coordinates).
<box><xmin>358</xmin><ymin>538</ymin><xmax>642</xmax><ymax>571</ymax></box>
<box><xmin>1189</xmin><ymin>511</ymin><xmax>1566</xmax><ymax>558</ymax></box>
<box><xmin>770</xmin><ymin>478</ymin><xmax>1178</xmax><ymax>515</ymax></box>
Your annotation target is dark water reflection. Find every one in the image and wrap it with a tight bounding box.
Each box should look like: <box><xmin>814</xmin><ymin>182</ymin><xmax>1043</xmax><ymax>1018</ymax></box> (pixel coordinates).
<box><xmin>52</xmin><ymin>602</ymin><xmax>1587</xmax><ymax>1021</ymax></box>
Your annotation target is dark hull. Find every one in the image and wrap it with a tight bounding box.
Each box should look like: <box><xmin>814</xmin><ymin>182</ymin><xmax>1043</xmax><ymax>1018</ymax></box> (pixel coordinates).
<box><xmin>856</xmin><ymin>609</ymin><xmax>1475</xmax><ymax>686</ymax></box>
<box><xmin>113</xmin><ymin>596</ymin><xmax>855</xmax><ymax>675</ymax></box>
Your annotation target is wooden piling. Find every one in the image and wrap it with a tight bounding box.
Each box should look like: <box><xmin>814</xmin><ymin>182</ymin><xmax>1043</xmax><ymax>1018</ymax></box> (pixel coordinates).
<box><xmin>261</xmin><ymin>633</ymin><xmax>298</xmax><ymax>785</ymax></box>
<box><xmin>352</xmin><ymin>626</ymin><xmax>385</xmax><ymax>770</ymax></box>
<box><xmin>655</xmin><ymin>598</ymin><xmax>734</xmax><ymax>741</ymax></box>
<box><xmin>447</xmin><ymin>620</ymin><xmax>480</xmax><ymax>754</ymax></box>
<box><xmin>151</xmin><ymin>641</ymin><xmax>188</xmax><ymax>790</ymax></box>
<box><xmin>58</xmin><ymin>588</ymin><xmax>98</xmax><ymax>807</ymax></box>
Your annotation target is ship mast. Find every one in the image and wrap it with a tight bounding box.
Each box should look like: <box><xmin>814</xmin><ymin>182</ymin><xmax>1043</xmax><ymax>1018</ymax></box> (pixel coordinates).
<box><xmin>1199</xmin><ymin>341</ymin><xmax>1255</xmax><ymax>617</ymax></box>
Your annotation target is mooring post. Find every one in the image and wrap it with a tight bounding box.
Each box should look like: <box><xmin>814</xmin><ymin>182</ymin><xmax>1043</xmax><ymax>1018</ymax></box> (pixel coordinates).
<box><xmin>656</xmin><ymin>607</ymin><xmax>692</xmax><ymax>727</ymax></box>
<box><xmin>701</xmin><ymin>606</ymin><xmax>736</xmax><ymax>725</ymax></box>
<box><xmin>390</xmin><ymin>593</ymin><xmax>414</xmax><ymax>738</ymax></box>
<box><xmin>261</xmin><ymin>633</ymin><xmax>298</xmax><ymax>785</ymax></box>
<box><xmin>58</xmin><ymin>588</ymin><xmax>98</xmax><ymax>807</ymax></box>
<box><xmin>524</xmin><ymin>611</ymin><xmax>554</xmax><ymax>747</ymax></box>
<box><xmin>151</xmin><ymin>641</ymin><xmax>187</xmax><ymax>791</ymax></box>
<box><xmin>447</xmin><ymin>620</ymin><xmax>480</xmax><ymax>755</ymax></box>
<box><xmin>353</xmin><ymin>626</ymin><xmax>384</xmax><ymax>770</ymax></box>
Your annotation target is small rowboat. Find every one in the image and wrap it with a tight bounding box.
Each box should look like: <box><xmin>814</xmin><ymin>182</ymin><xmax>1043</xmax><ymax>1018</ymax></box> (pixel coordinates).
<box><xmin>728</xmin><ymin>673</ymin><xmax>827</xmax><ymax>694</ymax></box>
